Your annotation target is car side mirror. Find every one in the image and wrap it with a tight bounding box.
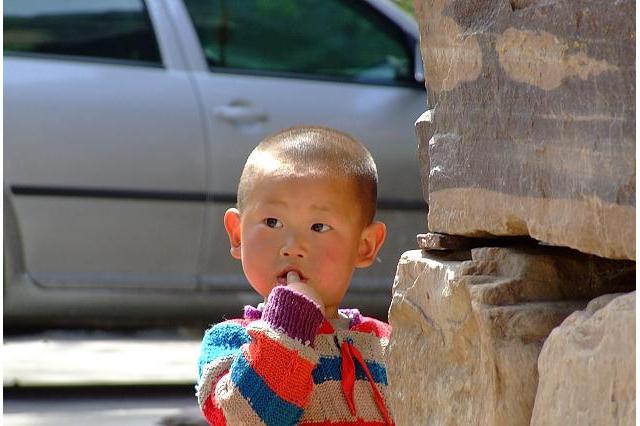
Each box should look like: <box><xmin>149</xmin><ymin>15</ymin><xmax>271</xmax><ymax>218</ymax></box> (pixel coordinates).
<box><xmin>414</xmin><ymin>43</ymin><xmax>425</xmax><ymax>84</ymax></box>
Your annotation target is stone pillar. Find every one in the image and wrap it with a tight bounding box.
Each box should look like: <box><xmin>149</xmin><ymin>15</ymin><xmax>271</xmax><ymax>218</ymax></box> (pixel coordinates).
<box><xmin>389</xmin><ymin>1</ymin><xmax>636</xmax><ymax>424</ymax></box>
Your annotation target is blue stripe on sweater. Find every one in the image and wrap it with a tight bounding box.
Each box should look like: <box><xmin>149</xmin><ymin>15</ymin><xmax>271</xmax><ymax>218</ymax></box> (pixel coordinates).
<box><xmin>198</xmin><ymin>322</ymin><xmax>251</xmax><ymax>377</ymax></box>
<box><xmin>231</xmin><ymin>352</ymin><xmax>303</xmax><ymax>425</ymax></box>
<box><xmin>312</xmin><ymin>356</ymin><xmax>388</xmax><ymax>385</ymax></box>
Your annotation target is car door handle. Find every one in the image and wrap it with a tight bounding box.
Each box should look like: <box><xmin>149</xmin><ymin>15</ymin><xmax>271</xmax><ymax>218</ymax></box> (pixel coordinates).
<box><xmin>212</xmin><ymin>102</ymin><xmax>268</xmax><ymax>125</ymax></box>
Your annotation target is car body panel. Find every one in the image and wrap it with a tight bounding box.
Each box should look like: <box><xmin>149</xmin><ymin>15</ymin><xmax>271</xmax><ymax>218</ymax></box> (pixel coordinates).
<box><xmin>4</xmin><ymin>56</ymin><xmax>208</xmax><ymax>289</ymax></box>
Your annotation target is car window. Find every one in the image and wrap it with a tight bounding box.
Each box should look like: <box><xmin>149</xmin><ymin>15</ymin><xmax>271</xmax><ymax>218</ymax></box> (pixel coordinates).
<box><xmin>183</xmin><ymin>0</ymin><xmax>413</xmax><ymax>85</ymax></box>
<box><xmin>4</xmin><ymin>0</ymin><xmax>162</xmax><ymax>65</ymax></box>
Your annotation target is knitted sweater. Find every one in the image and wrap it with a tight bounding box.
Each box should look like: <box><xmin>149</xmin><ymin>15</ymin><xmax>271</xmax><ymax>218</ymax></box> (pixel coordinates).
<box><xmin>196</xmin><ymin>286</ymin><xmax>394</xmax><ymax>425</ymax></box>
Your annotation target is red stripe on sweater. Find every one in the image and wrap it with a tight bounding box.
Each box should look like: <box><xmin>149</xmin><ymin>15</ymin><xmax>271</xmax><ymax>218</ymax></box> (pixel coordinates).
<box><xmin>202</xmin><ymin>374</ymin><xmax>227</xmax><ymax>426</ymax></box>
<box><xmin>317</xmin><ymin>319</ymin><xmax>335</xmax><ymax>335</ymax></box>
<box><xmin>244</xmin><ymin>330</ymin><xmax>315</xmax><ymax>408</ymax></box>
<box><xmin>351</xmin><ymin>318</ymin><xmax>391</xmax><ymax>338</ymax></box>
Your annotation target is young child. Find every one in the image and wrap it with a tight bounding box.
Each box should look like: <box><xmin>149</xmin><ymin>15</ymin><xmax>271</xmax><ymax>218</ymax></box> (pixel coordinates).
<box><xmin>196</xmin><ymin>126</ymin><xmax>394</xmax><ymax>425</ymax></box>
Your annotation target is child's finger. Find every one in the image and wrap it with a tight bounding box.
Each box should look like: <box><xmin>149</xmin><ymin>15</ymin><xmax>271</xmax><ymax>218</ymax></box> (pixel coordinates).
<box><xmin>286</xmin><ymin>271</ymin><xmax>300</xmax><ymax>284</ymax></box>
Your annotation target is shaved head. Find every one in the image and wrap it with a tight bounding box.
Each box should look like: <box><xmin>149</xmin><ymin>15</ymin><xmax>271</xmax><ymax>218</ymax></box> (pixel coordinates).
<box><xmin>238</xmin><ymin>126</ymin><xmax>378</xmax><ymax>224</ymax></box>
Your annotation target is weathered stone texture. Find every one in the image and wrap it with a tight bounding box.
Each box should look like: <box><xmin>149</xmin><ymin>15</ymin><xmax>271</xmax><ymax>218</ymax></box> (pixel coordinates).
<box><xmin>417</xmin><ymin>232</ymin><xmax>539</xmax><ymax>251</ymax></box>
<box><xmin>531</xmin><ymin>292</ymin><xmax>636</xmax><ymax>426</ymax></box>
<box><xmin>415</xmin><ymin>110</ymin><xmax>433</xmax><ymax>205</ymax></box>
<box><xmin>386</xmin><ymin>245</ymin><xmax>635</xmax><ymax>425</ymax></box>
<box><xmin>414</xmin><ymin>0</ymin><xmax>635</xmax><ymax>260</ymax></box>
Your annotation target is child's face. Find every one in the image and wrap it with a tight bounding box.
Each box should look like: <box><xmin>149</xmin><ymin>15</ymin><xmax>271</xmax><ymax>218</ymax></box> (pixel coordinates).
<box><xmin>224</xmin><ymin>174</ymin><xmax>385</xmax><ymax>318</ymax></box>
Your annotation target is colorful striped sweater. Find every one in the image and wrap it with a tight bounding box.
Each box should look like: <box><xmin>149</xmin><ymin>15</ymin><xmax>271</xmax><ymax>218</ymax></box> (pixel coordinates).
<box><xmin>196</xmin><ymin>286</ymin><xmax>394</xmax><ymax>425</ymax></box>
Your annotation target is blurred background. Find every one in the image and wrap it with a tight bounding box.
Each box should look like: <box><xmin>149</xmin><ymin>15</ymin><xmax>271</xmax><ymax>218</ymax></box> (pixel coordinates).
<box><xmin>4</xmin><ymin>0</ymin><xmax>426</xmax><ymax>424</ymax></box>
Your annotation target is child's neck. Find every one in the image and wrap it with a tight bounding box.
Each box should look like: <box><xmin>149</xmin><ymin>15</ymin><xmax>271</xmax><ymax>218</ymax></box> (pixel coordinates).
<box><xmin>324</xmin><ymin>305</ymin><xmax>340</xmax><ymax>319</ymax></box>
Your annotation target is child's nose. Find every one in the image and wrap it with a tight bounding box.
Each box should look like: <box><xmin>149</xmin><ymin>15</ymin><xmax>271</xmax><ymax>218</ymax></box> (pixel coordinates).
<box><xmin>280</xmin><ymin>235</ymin><xmax>305</xmax><ymax>258</ymax></box>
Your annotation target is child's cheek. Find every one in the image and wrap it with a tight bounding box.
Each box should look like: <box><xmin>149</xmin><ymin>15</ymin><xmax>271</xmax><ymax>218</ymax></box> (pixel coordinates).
<box><xmin>240</xmin><ymin>228</ymin><xmax>261</xmax><ymax>258</ymax></box>
<box><xmin>243</xmin><ymin>225</ymin><xmax>267</xmax><ymax>246</ymax></box>
<box><xmin>241</xmin><ymin>227</ymin><xmax>275</xmax><ymax>297</ymax></box>
<box><xmin>318</xmin><ymin>239</ymin><xmax>344</xmax><ymax>265</ymax></box>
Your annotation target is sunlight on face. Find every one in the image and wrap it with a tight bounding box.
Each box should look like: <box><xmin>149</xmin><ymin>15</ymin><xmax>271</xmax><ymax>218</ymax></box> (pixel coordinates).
<box><xmin>238</xmin><ymin>175</ymin><xmax>367</xmax><ymax>318</ymax></box>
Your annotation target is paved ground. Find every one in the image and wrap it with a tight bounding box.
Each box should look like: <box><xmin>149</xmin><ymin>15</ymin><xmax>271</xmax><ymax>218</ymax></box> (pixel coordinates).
<box><xmin>4</xmin><ymin>328</ymin><xmax>202</xmax><ymax>386</ymax></box>
<box><xmin>4</xmin><ymin>328</ymin><xmax>207</xmax><ymax>425</ymax></box>
<box><xmin>4</xmin><ymin>386</ymin><xmax>205</xmax><ymax>426</ymax></box>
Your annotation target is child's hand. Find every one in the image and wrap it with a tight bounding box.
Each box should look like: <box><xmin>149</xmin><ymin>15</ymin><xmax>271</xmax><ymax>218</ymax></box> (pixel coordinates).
<box><xmin>285</xmin><ymin>271</ymin><xmax>326</xmax><ymax>317</ymax></box>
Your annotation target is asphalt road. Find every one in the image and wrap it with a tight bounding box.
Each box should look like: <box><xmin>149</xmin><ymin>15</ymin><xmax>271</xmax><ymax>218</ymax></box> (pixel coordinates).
<box><xmin>4</xmin><ymin>328</ymin><xmax>202</xmax><ymax>386</ymax></box>
<box><xmin>4</xmin><ymin>328</ymin><xmax>208</xmax><ymax>426</ymax></box>
<box><xmin>4</xmin><ymin>386</ymin><xmax>206</xmax><ymax>426</ymax></box>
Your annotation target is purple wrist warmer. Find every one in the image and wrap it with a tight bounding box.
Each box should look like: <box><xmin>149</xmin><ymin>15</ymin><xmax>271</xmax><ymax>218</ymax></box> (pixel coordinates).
<box><xmin>261</xmin><ymin>286</ymin><xmax>324</xmax><ymax>344</ymax></box>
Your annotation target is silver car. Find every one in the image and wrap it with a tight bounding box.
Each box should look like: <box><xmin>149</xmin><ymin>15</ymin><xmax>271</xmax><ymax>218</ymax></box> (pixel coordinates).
<box><xmin>4</xmin><ymin>0</ymin><xmax>427</xmax><ymax>327</ymax></box>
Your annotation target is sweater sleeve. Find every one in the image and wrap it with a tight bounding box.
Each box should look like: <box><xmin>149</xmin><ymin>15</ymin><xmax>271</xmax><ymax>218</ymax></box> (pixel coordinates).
<box><xmin>196</xmin><ymin>286</ymin><xmax>325</xmax><ymax>425</ymax></box>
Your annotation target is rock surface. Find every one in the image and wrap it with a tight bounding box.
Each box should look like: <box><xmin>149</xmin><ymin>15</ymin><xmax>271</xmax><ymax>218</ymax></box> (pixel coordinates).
<box><xmin>531</xmin><ymin>292</ymin><xmax>636</xmax><ymax>426</ymax></box>
<box><xmin>413</xmin><ymin>0</ymin><xmax>636</xmax><ymax>260</ymax></box>
<box><xmin>386</xmin><ymin>245</ymin><xmax>635</xmax><ymax>425</ymax></box>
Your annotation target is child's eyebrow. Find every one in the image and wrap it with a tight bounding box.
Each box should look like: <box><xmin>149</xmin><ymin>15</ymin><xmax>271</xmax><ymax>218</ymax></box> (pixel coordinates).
<box><xmin>263</xmin><ymin>199</ymin><xmax>334</xmax><ymax>213</ymax></box>
<box><xmin>263</xmin><ymin>199</ymin><xmax>287</xmax><ymax>207</ymax></box>
<box><xmin>309</xmin><ymin>204</ymin><xmax>333</xmax><ymax>213</ymax></box>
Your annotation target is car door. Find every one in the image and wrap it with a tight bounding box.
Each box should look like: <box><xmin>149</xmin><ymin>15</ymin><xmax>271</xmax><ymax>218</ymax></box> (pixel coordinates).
<box><xmin>175</xmin><ymin>0</ymin><xmax>427</xmax><ymax>296</ymax></box>
<box><xmin>4</xmin><ymin>0</ymin><xmax>207</xmax><ymax>290</ymax></box>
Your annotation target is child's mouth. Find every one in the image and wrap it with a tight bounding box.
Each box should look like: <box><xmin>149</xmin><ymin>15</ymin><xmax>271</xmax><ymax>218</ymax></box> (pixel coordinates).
<box><xmin>276</xmin><ymin>268</ymin><xmax>305</xmax><ymax>285</ymax></box>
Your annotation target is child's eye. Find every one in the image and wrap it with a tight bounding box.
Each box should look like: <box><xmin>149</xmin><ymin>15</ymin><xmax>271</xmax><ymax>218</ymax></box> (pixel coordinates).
<box><xmin>264</xmin><ymin>218</ymin><xmax>283</xmax><ymax>228</ymax></box>
<box><xmin>311</xmin><ymin>223</ymin><xmax>331</xmax><ymax>233</ymax></box>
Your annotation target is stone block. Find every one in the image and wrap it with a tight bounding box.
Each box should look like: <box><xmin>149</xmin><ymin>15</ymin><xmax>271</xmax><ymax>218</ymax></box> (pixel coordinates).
<box><xmin>531</xmin><ymin>292</ymin><xmax>635</xmax><ymax>426</ymax></box>
<box><xmin>386</xmin><ymin>245</ymin><xmax>635</xmax><ymax>425</ymax></box>
<box><xmin>415</xmin><ymin>110</ymin><xmax>434</xmax><ymax>208</ymax></box>
<box><xmin>417</xmin><ymin>232</ymin><xmax>537</xmax><ymax>251</ymax></box>
<box><xmin>413</xmin><ymin>0</ymin><xmax>635</xmax><ymax>260</ymax></box>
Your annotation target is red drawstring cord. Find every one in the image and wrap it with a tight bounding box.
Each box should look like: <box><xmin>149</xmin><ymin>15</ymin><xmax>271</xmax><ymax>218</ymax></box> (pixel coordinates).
<box><xmin>340</xmin><ymin>339</ymin><xmax>393</xmax><ymax>425</ymax></box>
<box><xmin>340</xmin><ymin>340</ymin><xmax>357</xmax><ymax>415</ymax></box>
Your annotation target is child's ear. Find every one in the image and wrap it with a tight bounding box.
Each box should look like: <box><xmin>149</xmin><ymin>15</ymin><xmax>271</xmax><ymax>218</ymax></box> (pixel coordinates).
<box><xmin>355</xmin><ymin>221</ymin><xmax>387</xmax><ymax>268</ymax></box>
<box><xmin>223</xmin><ymin>208</ymin><xmax>242</xmax><ymax>260</ymax></box>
